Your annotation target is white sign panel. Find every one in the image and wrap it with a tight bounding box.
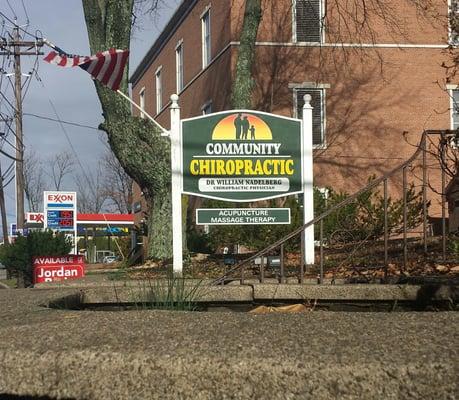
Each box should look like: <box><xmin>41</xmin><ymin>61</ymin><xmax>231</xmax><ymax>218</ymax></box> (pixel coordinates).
<box><xmin>198</xmin><ymin>178</ymin><xmax>290</xmax><ymax>193</ymax></box>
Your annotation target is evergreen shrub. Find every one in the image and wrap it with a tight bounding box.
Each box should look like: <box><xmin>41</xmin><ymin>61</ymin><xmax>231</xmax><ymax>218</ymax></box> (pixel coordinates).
<box><xmin>0</xmin><ymin>230</ymin><xmax>72</xmax><ymax>287</ymax></box>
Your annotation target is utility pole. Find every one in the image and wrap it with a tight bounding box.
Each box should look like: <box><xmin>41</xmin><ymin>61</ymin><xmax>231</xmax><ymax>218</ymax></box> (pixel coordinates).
<box><xmin>0</xmin><ymin>26</ymin><xmax>43</xmax><ymax>232</ymax></box>
<box><xmin>13</xmin><ymin>26</ymin><xmax>25</xmax><ymax>231</ymax></box>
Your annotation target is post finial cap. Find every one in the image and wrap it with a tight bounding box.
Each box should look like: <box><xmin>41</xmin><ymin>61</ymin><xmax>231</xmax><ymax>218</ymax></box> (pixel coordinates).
<box><xmin>170</xmin><ymin>94</ymin><xmax>179</xmax><ymax>109</ymax></box>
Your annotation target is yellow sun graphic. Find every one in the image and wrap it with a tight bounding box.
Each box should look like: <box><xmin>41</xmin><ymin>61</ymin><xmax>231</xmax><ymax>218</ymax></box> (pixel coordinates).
<box><xmin>212</xmin><ymin>113</ymin><xmax>273</xmax><ymax>141</ymax></box>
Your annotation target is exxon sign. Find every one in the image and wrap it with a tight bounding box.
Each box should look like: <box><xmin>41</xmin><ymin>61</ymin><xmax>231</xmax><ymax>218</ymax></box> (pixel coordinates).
<box><xmin>43</xmin><ymin>192</ymin><xmax>78</xmax><ymax>247</ymax></box>
<box><xmin>45</xmin><ymin>192</ymin><xmax>76</xmax><ymax>206</ymax></box>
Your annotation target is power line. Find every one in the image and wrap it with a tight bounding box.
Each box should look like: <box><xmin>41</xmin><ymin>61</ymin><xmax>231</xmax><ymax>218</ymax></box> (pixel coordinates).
<box><xmin>0</xmin><ymin>10</ymin><xmax>37</xmax><ymax>40</ymax></box>
<box><xmin>0</xmin><ymin>19</ymin><xmax>5</xmax><ymax>37</ymax></box>
<box><xmin>0</xmin><ymin>146</ymin><xmax>20</xmax><ymax>161</ymax></box>
<box><xmin>5</xmin><ymin>0</ymin><xmax>17</xmax><ymax>21</ymax></box>
<box><xmin>0</xmin><ymin>52</ymin><xmax>10</xmax><ymax>108</ymax></box>
<box><xmin>0</xmin><ymin>9</ymin><xmax>39</xmax><ymax>240</ymax></box>
<box><xmin>2</xmin><ymin>172</ymin><xmax>14</xmax><ymax>188</ymax></box>
<box><xmin>35</xmin><ymin>70</ymin><xmax>97</xmax><ymax>188</ymax></box>
<box><xmin>1</xmin><ymin>135</ymin><xmax>21</xmax><ymax>153</ymax></box>
<box><xmin>2</xmin><ymin>161</ymin><xmax>14</xmax><ymax>179</ymax></box>
<box><xmin>20</xmin><ymin>0</ymin><xmax>30</xmax><ymax>25</ymax></box>
<box><xmin>0</xmin><ymin>24</ymin><xmax>44</xmax><ymax>232</ymax></box>
<box><xmin>23</xmin><ymin>112</ymin><xmax>100</xmax><ymax>131</ymax></box>
<box><xmin>0</xmin><ymin>86</ymin><xmax>18</xmax><ymax>113</ymax></box>
<box><xmin>21</xmin><ymin>55</ymin><xmax>39</xmax><ymax>101</ymax></box>
<box><xmin>0</xmin><ymin>110</ymin><xmax>25</xmax><ymax>148</ymax></box>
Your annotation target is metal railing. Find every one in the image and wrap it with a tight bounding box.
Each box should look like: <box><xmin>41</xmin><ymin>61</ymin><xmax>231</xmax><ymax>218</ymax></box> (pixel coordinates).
<box><xmin>213</xmin><ymin>130</ymin><xmax>453</xmax><ymax>285</ymax></box>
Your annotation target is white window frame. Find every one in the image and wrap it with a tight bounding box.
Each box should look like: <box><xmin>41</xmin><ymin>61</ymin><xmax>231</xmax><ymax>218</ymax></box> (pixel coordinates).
<box><xmin>447</xmin><ymin>84</ymin><xmax>459</xmax><ymax>130</ymax></box>
<box><xmin>139</xmin><ymin>87</ymin><xmax>146</xmax><ymax>119</ymax></box>
<box><xmin>201</xmin><ymin>5</ymin><xmax>211</xmax><ymax>68</ymax></box>
<box><xmin>291</xmin><ymin>84</ymin><xmax>328</xmax><ymax>149</ymax></box>
<box><xmin>155</xmin><ymin>66</ymin><xmax>162</xmax><ymax>114</ymax></box>
<box><xmin>292</xmin><ymin>0</ymin><xmax>325</xmax><ymax>44</ymax></box>
<box><xmin>449</xmin><ymin>0</ymin><xmax>459</xmax><ymax>45</ymax></box>
<box><xmin>175</xmin><ymin>40</ymin><xmax>184</xmax><ymax>93</ymax></box>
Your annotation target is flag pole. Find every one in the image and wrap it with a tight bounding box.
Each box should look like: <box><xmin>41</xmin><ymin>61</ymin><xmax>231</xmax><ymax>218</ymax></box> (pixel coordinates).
<box><xmin>116</xmin><ymin>90</ymin><xmax>170</xmax><ymax>137</ymax></box>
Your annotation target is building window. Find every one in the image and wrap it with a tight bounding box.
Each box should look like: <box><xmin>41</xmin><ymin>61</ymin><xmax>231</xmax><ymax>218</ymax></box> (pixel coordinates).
<box><xmin>202</xmin><ymin>100</ymin><xmax>212</xmax><ymax>115</ymax></box>
<box><xmin>295</xmin><ymin>88</ymin><xmax>325</xmax><ymax>147</ymax></box>
<box><xmin>176</xmin><ymin>41</ymin><xmax>184</xmax><ymax>92</ymax></box>
<box><xmin>293</xmin><ymin>0</ymin><xmax>322</xmax><ymax>43</ymax></box>
<box><xmin>451</xmin><ymin>89</ymin><xmax>459</xmax><ymax>130</ymax></box>
<box><xmin>133</xmin><ymin>201</ymin><xmax>142</xmax><ymax>213</ymax></box>
<box><xmin>201</xmin><ymin>8</ymin><xmax>211</xmax><ymax>68</ymax></box>
<box><xmin>139</xmin><ymin>87</ymin><xmax>145</xmax><ymax>119</ymax></box>
<box><xmin>155</xmin><ymin>67</ymin><xmax>162</xmax><ymax>114</ymax></box>
<box><xmin>450</xmin><ymin>0</ymin><xmax>459</xmax><ymax>45</ymax></box>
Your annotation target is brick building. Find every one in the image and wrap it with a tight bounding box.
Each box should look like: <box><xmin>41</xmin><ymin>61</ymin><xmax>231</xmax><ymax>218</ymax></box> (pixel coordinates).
<box><xmin>130</xmin><ymin>0</ymin><xmax>458</xmax><ymax>229</ymax></box>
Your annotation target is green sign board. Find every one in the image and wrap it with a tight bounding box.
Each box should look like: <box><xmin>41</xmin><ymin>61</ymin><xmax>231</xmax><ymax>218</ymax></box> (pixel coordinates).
<box><xmin>196</xmin><ymin>208</ymin><xmax>291</xmax><ymax>225</ymax></box>
<box><xmin>182</xmin><ymin>110</ymin><xmax>303</xmax><ymax>202</ymax></box>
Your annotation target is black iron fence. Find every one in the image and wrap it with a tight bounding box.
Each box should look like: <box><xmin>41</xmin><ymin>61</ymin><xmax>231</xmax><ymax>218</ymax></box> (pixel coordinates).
<box><xmin>213</xmin><ymin>130</ymin><xmax>457</xmax><ymax>285</ymax></box>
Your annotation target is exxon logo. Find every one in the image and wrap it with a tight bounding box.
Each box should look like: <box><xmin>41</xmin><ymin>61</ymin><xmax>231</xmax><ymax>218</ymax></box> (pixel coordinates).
<box><xmin>28</xmin><ymin>213</ymin><xmax>44</xmax><ymax>223</ymax></box>
<box><xmin>47</xmin><ymin>193</ymin><xmax>74</xmax><ymax>203</ymax></box>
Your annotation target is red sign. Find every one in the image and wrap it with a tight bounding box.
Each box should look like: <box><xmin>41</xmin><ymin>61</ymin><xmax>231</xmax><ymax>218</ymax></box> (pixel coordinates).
<box><xmin>26</xmin><ymin>212</ymin><xmax>44</xmax><ymax>224</ymax></box>
<box><xmin>33</xmin><ymin>255</ymin><xmax>85</xmax><ymax>284</ymax></box>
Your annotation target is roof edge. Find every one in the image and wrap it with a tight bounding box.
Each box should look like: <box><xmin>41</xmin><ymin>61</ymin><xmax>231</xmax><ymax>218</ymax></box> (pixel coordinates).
<box><xmin>129</xmin><ymin>0</ymin><xmax>199</xmax><ymax>86</ymax></box>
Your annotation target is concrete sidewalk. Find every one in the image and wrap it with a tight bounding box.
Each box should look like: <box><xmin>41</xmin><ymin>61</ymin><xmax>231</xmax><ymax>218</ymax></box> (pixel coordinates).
<box><xmin>0</xmin><ymin>288</ymin><xmax>457</xmax><ymax>399</ymax></box>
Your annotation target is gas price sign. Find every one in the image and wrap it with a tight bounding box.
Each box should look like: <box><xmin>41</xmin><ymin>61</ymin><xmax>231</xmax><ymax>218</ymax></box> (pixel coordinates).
<box><xmin>46</xmin><ymin>210</ymin><xmax>75</xmax><ymax>230</ymax></box>
<box><xmin>44</xmin><ymin>191</ymin><xmax>77</xmax><ymax>252</ymax></box>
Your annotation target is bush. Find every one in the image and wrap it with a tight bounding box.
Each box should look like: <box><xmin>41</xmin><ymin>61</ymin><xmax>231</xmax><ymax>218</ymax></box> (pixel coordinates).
<box><xmin>187</xmin><ymin>228</ymin><xmax>214</xmax><ymax>254</ymax></box>
<box><xmin>0</xmin><ymin>230</ymin><xmax>73</xmax><ymax>287</ymax></box>
<box><xmin>315</xmin><ymin>181</ymin><xmax>424</xmax><ymax>244</ymax></box>
<box><xmin>448</xmin><ymin>234</ymin><xmax>459</xmax><ymax>257</ymax></box>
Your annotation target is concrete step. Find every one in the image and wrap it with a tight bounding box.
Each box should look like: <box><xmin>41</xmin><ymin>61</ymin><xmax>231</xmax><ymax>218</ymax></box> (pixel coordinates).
<box><xmin>49</xmin><ymin>283</ymin><xmax>458</xmax><ymax>306</ymax></box>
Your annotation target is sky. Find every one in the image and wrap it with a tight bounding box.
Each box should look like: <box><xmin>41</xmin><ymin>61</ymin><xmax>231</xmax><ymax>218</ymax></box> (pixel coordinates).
<box><xmin>0</xmin><ymin>0</ymin><xmax>181</xmax><ymax>232</ymax></box>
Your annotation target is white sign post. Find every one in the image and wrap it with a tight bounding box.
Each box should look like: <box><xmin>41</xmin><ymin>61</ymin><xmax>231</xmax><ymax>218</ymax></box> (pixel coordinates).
<box><xmin>302</xmin><ymin>95</ymin><xmax>315</xmax><ymax>264</ymax></box>
<box><xmin>170</xmin><ymin>94</ymin><xmax>183</xmax><ymax>275</ymax></box>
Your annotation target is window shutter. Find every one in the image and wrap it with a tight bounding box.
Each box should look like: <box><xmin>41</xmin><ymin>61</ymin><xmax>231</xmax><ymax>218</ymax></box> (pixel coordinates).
<box><xmin>296</xmin><ymin>89</ymin><xmax>324</xmax><ymax>146</ymax></box>
<box><xmin>296</xmin><ymin>0</ymin><xmax>321</xmax><ymax>42</ymax></box>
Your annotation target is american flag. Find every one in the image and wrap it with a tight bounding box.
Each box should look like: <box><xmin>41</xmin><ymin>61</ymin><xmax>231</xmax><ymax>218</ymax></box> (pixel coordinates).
<box><xmin>44</xmin><ymin>48</ymin><xmax>129</xmax><ymax>91</ymax></box>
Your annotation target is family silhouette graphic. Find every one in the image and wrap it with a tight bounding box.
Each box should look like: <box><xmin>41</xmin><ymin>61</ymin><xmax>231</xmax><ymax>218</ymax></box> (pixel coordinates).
<box><xmin>234</xmin><ymin>114</ymin><xmax>256</xmax><ymax>140</ymax></box>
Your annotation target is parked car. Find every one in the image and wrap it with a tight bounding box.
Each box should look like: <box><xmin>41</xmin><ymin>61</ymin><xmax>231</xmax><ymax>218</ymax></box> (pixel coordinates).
<box><xmin>102</xmin><ymin>255</ymin><xmax>118</xmax><ymax>264</ymax></box>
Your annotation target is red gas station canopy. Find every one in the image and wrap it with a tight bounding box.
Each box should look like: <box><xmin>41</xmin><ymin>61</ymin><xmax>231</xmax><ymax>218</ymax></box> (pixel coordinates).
<box><xmin>77</xmin><ymin>214</ymin><xmax>134</xmax><ymax>225</ymax></box>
